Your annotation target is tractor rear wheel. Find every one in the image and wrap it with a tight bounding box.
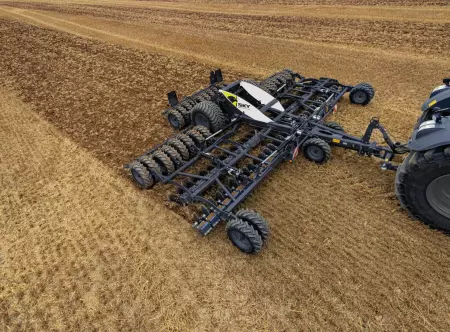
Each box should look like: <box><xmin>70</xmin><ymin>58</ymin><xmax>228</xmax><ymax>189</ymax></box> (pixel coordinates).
<box><xmin>395</xmin><ymin>147</ymin><xmax>450</xmax><ymax>232</ymax></box>
<box><xmin>226</xmin><ymin>218</ymin><xmax>263</xmax><ymax>254</ymax></box>
<box><xmin>302</xmin><ymin>138</ymin><xmax>331</xmax><ymax>164</ymax></box>
<box><xmin>191</xmin><ymin>101</ymin><xmax>228</xmax><ymax>133</ymax></box>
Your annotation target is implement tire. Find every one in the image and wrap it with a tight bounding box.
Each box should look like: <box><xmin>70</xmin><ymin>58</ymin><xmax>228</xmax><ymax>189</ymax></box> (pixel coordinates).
<box><xmin>395</xmin><ymin>147</ymin><xmax>450</xmax><ymax>232</ymax></box>
<box><xmin>191</xmin><ymin>101</ymin><xmax>228</xmax><ymax>133</ymax></box>
<box><xmin>129</xmin><ymin>161</ymin><xmax>154</xmax><ymax>189</ymax></box>
<box><xmin>226</xmin><ymin>218</ymin><xmax>263</xmax><ymax>254</ymax></box>
<box><xmin>302</xmin><ymin>138</ymin><xmax>331</xmax><ymax>164</ymax></box>
<box><xmin>236</xmin><ymin>209</ymin><xmax>269</xmax><ymax>242</ymax></box>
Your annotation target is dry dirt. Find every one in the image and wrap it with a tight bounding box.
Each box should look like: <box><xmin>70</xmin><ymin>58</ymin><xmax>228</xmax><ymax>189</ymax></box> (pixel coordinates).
<box><xmin>1</xmin><ymin>0</ymin><xmax>450</xmax><ymax>331</ymax></box>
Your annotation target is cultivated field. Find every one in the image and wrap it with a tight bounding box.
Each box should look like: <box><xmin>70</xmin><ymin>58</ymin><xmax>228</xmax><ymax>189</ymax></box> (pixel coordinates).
<box><xmin>0</xmin><ymin>0</ymin><xmax>449</xmax><ymax>331</ymax></box>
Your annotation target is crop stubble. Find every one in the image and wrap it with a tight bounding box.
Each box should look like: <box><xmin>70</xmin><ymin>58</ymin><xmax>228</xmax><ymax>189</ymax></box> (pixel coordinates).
<box><xmin>1</xmin><ymin>1</ymin><xmax>450</xmax><ymax>331</ymax></box>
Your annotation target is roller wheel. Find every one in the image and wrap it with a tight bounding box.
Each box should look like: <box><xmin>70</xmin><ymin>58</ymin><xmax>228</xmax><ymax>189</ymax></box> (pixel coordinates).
<box><xmin>349</xmin><ymin>83</ymin><xmax>375</xmax><ymax>105</ymax></box>
<box><xmin>175</xmin><ymin>105</ymin><xmax>190</xmax><ymax>124</ymax></box>
<box><xmin>176</xmin><ymin>133</ymin><xmax>198</xmax><ymax>157</ymax></box>
<box><xmin>167</xmin><ymin>108</ymin><xmax>185</xmax><ymax>130</ymax></box>
<box><xmin>193</xmin><ymin>125</ymin><xmax>212</xmax><ymax>139</ymax></box>
<box><xmin>302</xmin><ymin>138</ymin><xmax>331</xmax><ymax>164</ymax></box>
<box><xmin>139</xmin><ymin>155</ymin><xmax>162</xmax><ymax>178</ymax></box>
<box><xmin>160</xmin><ymin>145</ymin><xmax>183</xmax><ymax>168</ymax></box>
<box><xmin>166</xmin><ymin>138</ymin><xmax>190</xmax><ymax>161</ymax></box>
<box><xmin>262</xmin><ymin>81</ymin><xmax>277</xmax><ymax>94</ymax></box>
<box><xmin>325</xmin><ymin>121</ymin><xmax>345</xmax><ymax>132</ymax></box>
<box><xmin>186</xmin><ymin>129</ymin><xmax>205</xmax><ymax>147</ymax></box>
<box><xmin>191</xmin><ymin>101</ymin><xmax>228</xmax><ymax>133</ymax></box>
<box><xmin>226</xmin><ymin>218</ymin><xmax>263</xmax><ymax>254</ymax></box>
<box><xmin>129</xmin><ymin>161</ymin><xmax>154</xmax><ymax>189</ymax></box>
<box><xmin>152</xmin><ymin>150</ymin><xmax>175</xmax><ymax>175</ymax></box>
<box><xmin>395</xmin><ymin>147</ymin><xmax>450</xmax><ymax>233</ymax></box>
<box><xmin>235</xmin><ymin>209</ymin><xmax>269</xmax><ymax>242</ymax></box>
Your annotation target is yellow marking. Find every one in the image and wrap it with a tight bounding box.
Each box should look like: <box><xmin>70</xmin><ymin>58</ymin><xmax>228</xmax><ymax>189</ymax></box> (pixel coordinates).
<box><xmin>221</xmin><ymin>91</ymin><xmax>238</xmax><ymax>106</ymax></box>
<box><xmin>332</xmin><ymin>138</ymin><xmax>341</xmax><ymax>143</ymax></box>
<box><xmin>429</xmin><ymin>100</ymin><xmax>437</xmax><ymax>107</ymax></box>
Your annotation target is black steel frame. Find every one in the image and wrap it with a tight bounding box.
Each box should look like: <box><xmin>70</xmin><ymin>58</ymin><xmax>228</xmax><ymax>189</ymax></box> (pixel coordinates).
<box><xmin>128</xmin><ymin>72</ymin><xmax>408</xmax><ymax>236</ymax></box>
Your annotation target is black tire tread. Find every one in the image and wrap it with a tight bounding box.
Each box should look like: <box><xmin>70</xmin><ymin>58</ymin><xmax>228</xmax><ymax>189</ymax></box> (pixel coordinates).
<box><xmin>191</xmin><ymin>101</ymin><xmax>228</xmax><ymax>133</ymax></box>
<box><xmin>235</xmin><ymin>209</ymin><xmax>270</xmax><ymax>241</ymax></box>
<box><xmin>226</xmin><ymin>218</ymin><xmax>263</xmax><ymax>254</ymax></box>
<box><xmin>302</xmin><ymin>137</ymin><xmax>332</xmax><ymax>164</ymax></box>
<box><xmin>167</xmin><ymin>108</ymin><xmax>185</xmax><ymax>130</ymax></box>
<box><xmin>152</xmin><ymin>150</ymin><xmax>175</xmax><ymax>175</ymax></box>
<box><xmin>166</xmin><ymin>138</ymin><xmax>190</xmax><ymax>161</ymax></box>
<box><xmin>395</xmin><ymin>148</ymin><xmax>450</xmax><ymax>232</ymax></box>
<box><xmin>129</xmin><ymin>161</ymin><xmax>153</xmax><ymax>189</ymax></box>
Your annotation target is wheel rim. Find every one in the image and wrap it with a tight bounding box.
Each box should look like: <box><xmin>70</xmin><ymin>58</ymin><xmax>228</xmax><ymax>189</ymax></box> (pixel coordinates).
<box><xmin>228</xmin><ymin>229</ymin><xmax>252</xmax><ymax>253</ymax></box>
<box><xmin>307</xmin><ymin>145</ymin><xmax>324</xmax><ymax>162</ymax></box>
<box><xmin>168</xmin><ymin>114</ymin><xmax>180</xmax><ymax>128</ymax></box>
<box><xmin>353</xmin><ymin>91</ymin><xmax>367</xmax><ymax>104</ymax></box>
<box><xmin>426</xmin><ymin>174</ymin><xmax>450</xmax><ymax>218</ymax></box>
<box><xmin>131</xmin><ymin>168</ymin><xmax>144</xmax><ymax>186</ymax></box>
<box><xmin>194</xmin><ymin>113</ymin><xmax>210</xmax><ymax>129</ymax></box>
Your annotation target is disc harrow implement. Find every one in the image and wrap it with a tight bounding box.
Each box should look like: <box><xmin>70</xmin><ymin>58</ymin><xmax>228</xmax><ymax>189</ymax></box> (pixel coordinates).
<box><xmin>126</xmin><ymin>69</ymin><xmax>389</xmax><ymax>253</ymax></box>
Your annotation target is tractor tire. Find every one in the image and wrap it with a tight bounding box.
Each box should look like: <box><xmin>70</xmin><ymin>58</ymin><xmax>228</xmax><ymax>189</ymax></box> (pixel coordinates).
<box><xmin>191</xmin><ymin>101</ymin><xmax>228</xmax><ymax>133</ymax></box>
<box><xmin>349</xmin><ymin>83</ymin><xmax>375</xmax><ymax>105</ymax></box>
<box><xmin>159</xmin><ymin>145</ymin><xmax>183</xmax><ymax>168</ymax></box>
<box><xmin>139</xmin><ymin>155</ymin><xmax>162</xmax><ymax>176</ymax></box>
<box><xmin>186</xmin><ymin>129</ymin><xmax>205</xmax><ymax>147</ymax></box>
<box><xmin>395</xmin><ymin>147</ymin><xmax>450</xmax><ymax>232</ymax></box>
<box><xmin>193</xmin><ymin>125</ymin><xmax>212</xmax><ymax>139</ymax></box>
<box><xmin>166</xmin><ymin>138</ymin><xmax>190</xmax><ymax>161</ymax></box>
<box><xmin>176</xmin><ymin>133</ymin><xmax>198</xmax><ymax>157</ymax></box>
<box><xmin>152</xmin><ymin>150</ymin><xmax>175</xmax><ymax>175</ymax></box>
<box><xmin>226</xmin><ymin>218</ymin><xmax>263</xmax><ymax>254</ymax></box>
<box><xmin>325</xmin><ymin>121</ymin><xmax>345</xmax><ymax>132</ymax></box>
<box><xmin>235</xmin><ymin>209</ymin><xmax>269</xmax><ymax>242</ymax></box>
<box><xmin>303</xmin><ymin>138</ymin><xmax>331</xmax><ymax>164</ymax></box>
<box><xmin>129</xmin><ymin>161</ymin><xmax>154</xmax><ymax>189</ymax></box>
<box><xmin>167</xmin><ymin>108</ymin><xmax>185</xmax><ymax>130</ymax></box>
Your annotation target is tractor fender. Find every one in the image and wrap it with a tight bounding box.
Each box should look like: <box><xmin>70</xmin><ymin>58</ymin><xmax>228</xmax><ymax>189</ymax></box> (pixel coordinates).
<box><xmin>408</xmin><ymin>116</ymin><xmax>450</xmax><ymax>151</ymax></box>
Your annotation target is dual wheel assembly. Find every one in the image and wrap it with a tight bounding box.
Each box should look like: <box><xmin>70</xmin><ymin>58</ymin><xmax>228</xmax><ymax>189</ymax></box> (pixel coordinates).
<box><xmin>226</xmin><ymin>209</ymin><xmax>270</xmax><ymax>254</ymax></box>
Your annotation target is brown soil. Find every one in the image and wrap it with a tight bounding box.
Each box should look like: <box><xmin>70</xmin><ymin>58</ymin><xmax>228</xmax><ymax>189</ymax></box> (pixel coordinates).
<box><xmin>1</xmin><ymin>1</ymin><xmax>450</xmax><ymax>331</ymax></box>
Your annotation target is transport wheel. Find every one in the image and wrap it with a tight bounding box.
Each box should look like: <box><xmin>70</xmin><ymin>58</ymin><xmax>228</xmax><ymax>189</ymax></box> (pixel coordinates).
<box><xmin>395</xmin><ymin>147</ymin><xmax>450</xmax><ymax>232</ymax></box>
<box><xmin>167</xmin><ymin>109</ymin><xmax>185</xmax><ymax>130</ymax></box>
<box><xmin>235</xmin><ymin>209</ymin><xmax>269</xmax><ymax>242</ymax></box>
<box><xmin>159</xmin><ymin>145</ymin><xmax>183</xmax><ymax>168</ymax></box>
<box><xmin>152</xmin><ymin>150</ymin><xmax>175</xmax><ymax>175</ymax></box>
<box><xmin>176</xmin><ymin>133</ymin><xmax>198</xmax><ymax>157</ymax></box>
<box><xmin>166</xmin><ymin>138</ymin><xmax>190</xmax><ymax>161</ymax></box>
<box><xmin>191</xmin><ymin>101</ymin><xmax>228</xmax><ymax>133</ymax></box>
<box><xmin>349</xmin><ymin>83</ymin><xmax>375</xmax><ymax>105</ymax></box>
<box><xmin>192</xmin><ymin>125</ymin><xmax>212</xmax><ymax>139</ymax></box>
<box><xmin>129</xmin><ymin>161</ymin><xmax>154</xmax><ymax>189</ymax></box>
<box><xmin>302</xmin><ymin>138</ymin><xmax>331</xmax><ymax>164</ymax></box>
<box><xmin>186</xmin><ymin>129</ymin><xmax>205</xmax><ymax>147</ymax></box>
<box><xmin>325</xmin><ymin>121</ymin><xmax>344</xmax><ymax>132</ymax></box>
<box><xmin>226</xmin><ymin>218</ymin><xmax>263</xmax><ymax>254</ymax></box>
